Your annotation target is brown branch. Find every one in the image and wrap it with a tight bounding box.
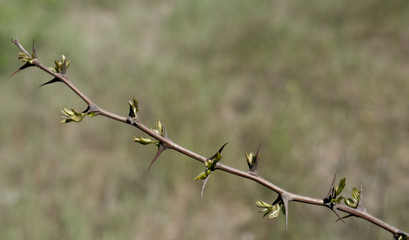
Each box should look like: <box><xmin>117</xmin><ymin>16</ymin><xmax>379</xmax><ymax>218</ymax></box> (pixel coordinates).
<box><xmin>10</xmin><ymin>38</ymin><xmax>408</xmax><ymax>239</ymax></box>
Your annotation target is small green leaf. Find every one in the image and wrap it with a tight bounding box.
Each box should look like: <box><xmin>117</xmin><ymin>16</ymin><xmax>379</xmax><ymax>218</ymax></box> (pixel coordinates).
<box><xmin>334</xmin><ymin>196</ymin><xmax>344</xmax><ymax>204</ymax></box>
<box><xmin>345</xmin><ymin>198</ymin><xmax>357</xmax><ymax>208</ymax></box>
<box><xmin>194</xmin><ymin>169</ymin><xmax>211</xmax><ymax>180</ymax></box>
<box><xmin>352</xmin><ymin>187</ymin><xmax>360</xmax><ymax>202</ymax></box>
<box><xmin>255</xmin><ymin>201</ymin><xmax>281</xmax><ymax>219</ymax></box>
<box><xmin>151</xmin><ymin>120</ymin><xmax>165</xmax><ymax>137</ymax></box>
<box><xmin>18</xmin><ymin>52</ymin><xmax>31</xmax><ymax>63</ymax></box>
<box><xmin>88</xmin><ymin>112</ymin><xmax>96</xmax><ymax>118</ymax></box>
<box><xmin>128</xmin><ymin>98</ymin><xmax>139</xmax><ymax>119</ymax></box>
<box><xmin>155</xmin><ymin>120</ymin><xmax>164</xmax><ymax>135</ymax></box>
<box><xmin>267</xmin><ymin>204</ymin><xmax>281</xmax><ymax>219</ymax></box>
<box><xmin>336</xmin><ymin>177</ymin><xmax>346</xmax><ymax>196</ymax></box>
<box><xmin>60</xmin><ymin>107</ymin><xmax>86</xmax><ymax>123</ymax></box>
<box><xmin>255</xmin><ymin>201</ymin><xmax>272</xmax><ymax>208</ymax></box>
<box><xmin>133</xmin><ymin>136</ymin><xmax>159</xmax><ymax>145</ymax></box>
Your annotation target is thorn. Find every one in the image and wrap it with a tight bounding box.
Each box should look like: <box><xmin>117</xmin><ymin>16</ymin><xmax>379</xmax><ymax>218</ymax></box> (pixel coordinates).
<box><xmin>10</xmin><ymin>62</ymin><xmax>33</xmax><ymax>77</ymax></box>
<box><xmin>148</xmin><ymin>123</ymin><xmax>170</xmax><ymax>170</ymax></box>
<box><xmin>148</xmin><ymin>144</ymin><xmax>167</xmax><ymax>171</ymax></box>
<box><xmin>284</xmin><ymin>202</ymin><xmax>289</xmax><ymax>231</ymax></box>
<box><xmin>209</xmin><ymin>142</ymin><xmax>228</xmax><ymax>160</ymax></box>
<box><xmin>82</xmin><ymin>105</ymin><xmax>90</xmax><ymax>114</ymax></box>
<box><xmin>331</xmin><ymin>206</ymin><xmax>346</xmax><ymax>223</ymax></box>
<box><xmin>272</xmin><ymin>195</ymin><xmax>282</xmax><ymax>205</ymax></box>
<box><xmin>324</xmin><ymin>170</ymin><xmax>338</xmax><ymax>203</ymax></box>
<box><xmin>39</xmin><ymin>77</ymin><xmax>61</xmax><ymax>87</ymax></box>
<box><xmin>201</xmin><ymin>174</ymin><xmax>211</xmax><ymax>198</ymax></box>
<box><xmin>32</xmin><ymin>39</ymin><xmax>37</xmax><ymax>59</ymax></box>
<box><xmin>272</xmin><ymin>194</ymin><xmax>290</xmax><ymax>231</ymax></box>
<box><xmin>336</xmin><ymin>214</ymin><xmax>353</xmax><ymax>222</ymax></box>
<box><xmin>357</xmin><ymin>184</ymin><xmax>366</xmax><ymax>211</ymax></box>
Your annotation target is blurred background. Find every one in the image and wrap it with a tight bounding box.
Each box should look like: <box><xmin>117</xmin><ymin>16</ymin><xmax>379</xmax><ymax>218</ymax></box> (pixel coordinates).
<box><xmin>1</xmin><ymin>0</ymin><xmax>409</xmax><ymax>239</ymax></box>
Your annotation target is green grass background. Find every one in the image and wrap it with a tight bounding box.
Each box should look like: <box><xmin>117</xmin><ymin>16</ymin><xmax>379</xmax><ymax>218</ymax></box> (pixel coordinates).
<box><xmin>1</xmin><ymin>0</ymin><xmax>409</xmax><ymax>239</ymax></box>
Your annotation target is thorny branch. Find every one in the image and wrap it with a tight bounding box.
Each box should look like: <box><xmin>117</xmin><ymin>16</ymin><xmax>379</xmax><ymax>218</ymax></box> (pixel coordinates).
<box><xmin>10</xmin><ymin>38</ymin><xmax>408</xmax><ymax>239</ymax></box>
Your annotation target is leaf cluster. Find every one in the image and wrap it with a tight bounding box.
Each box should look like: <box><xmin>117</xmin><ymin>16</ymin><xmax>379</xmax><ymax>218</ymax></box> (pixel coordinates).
<box><xmin>255</xmin><ymin>200</ymin><xmax>285</xmax><ymax>219</ymax></box>
<box><xmin>330</xmin><ymin>177</ymin><xmax>361</xmax><ymax>209</ymax></box>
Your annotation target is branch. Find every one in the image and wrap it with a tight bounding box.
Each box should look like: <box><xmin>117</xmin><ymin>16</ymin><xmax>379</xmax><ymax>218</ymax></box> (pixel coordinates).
<box><xmin>10</xmin><ymin>38</ymin><xmax>409</xmax><ymax>240</ymax></box>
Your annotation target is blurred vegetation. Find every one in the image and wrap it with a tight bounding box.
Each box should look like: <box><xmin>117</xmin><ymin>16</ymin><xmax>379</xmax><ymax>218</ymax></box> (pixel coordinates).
<box><xmin>1</xmin><ymin>0</ymin><xmax>409</xmax><ymax>239</ymax></box>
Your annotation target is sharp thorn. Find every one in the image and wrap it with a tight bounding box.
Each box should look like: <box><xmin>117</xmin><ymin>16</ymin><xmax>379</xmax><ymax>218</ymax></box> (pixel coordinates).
<box><xmin>148</xmin><ymin>144</ymin><xmax>167</xmax><ymax>171</ymax></box>
<box><xmin>332</xmin><ymin>207</ymin><xmax>345</xmax><ymax>223</ymax></box>
<box><xmin>10</xmin><ymin>63</ymin><xmax>33</xmax><ymax>77</ymax></box>
<box><xmin>250</xmin><ymin>144</ymin><xmax>261</xmax><ymax>173</ymax></box>
<box><xmin>325</xmin><ymin>170</ymin><xmax>338</xmax><ymax>202</ymax></box>
<box><xmin>283</xmin><ymin>197</ymin><xmax>289</xmax><ymax>232</ymax></box>
<box><xmin>32</xmin><ymin>39</ymin><xmax>37</xmax><ymax>58</ymax></box>
<box><xmin>336</xmin><ymin>214</ymin><xmax>353</xmax><ymax>222</ymax></box>
<box><xmin>201</xmin><ymin>174</ymin><xmax>211</xmax><ymax>198</ymax></box>
<box><xmin>39</xmin><ymin>77</ymin><xmax>60</xmax><ymax>87</ymax></box>
<box><xmin>209</xmin><ymin>142</ymin><xmax>228</xmax><ymax>160</ymax></box>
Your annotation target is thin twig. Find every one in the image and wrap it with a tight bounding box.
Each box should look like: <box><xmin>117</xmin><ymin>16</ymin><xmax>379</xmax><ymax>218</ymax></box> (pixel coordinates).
<box><xmin>10</xmin><ymin>38</ymin><xmax>408</xmax><ymax>239</ymax></box>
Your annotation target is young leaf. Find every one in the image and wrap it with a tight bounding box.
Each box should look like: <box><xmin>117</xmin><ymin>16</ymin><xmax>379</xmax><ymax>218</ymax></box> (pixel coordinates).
<box><xmin>133</xmin><ymin>136</ymin><xmax>159</xmax><ymax>145</ymax></box>
<box><xmin>60</xmin><ymin>107</ymin><xmax>86</xmax><ymax>123</ymax></box>
<box><xmin>194</xmin><ymin>169</ymin><xmax>211</xmax><ymax>180</ymax></box>
<box><xmin>267</xmin><ymin>204</ymin><xmax>281</xmax><ymax>219</ymax></box>
<box><xmin>255</xmin><ymin>201</ymin><xmax>282</xmax><ymax>219</ymax></box>
<box><xmin>352</xmin><ymin>187</ymin><xmax>360</xmax><ymax>202</ymax></box>
<box><xmin>194</xmin><ymin>169</ymin><xmax>212</xmax><ymax>197</ymax></box>
<box><xmin>128</xmin><ymin>97</ymin><xmax>139</xmax><ymax>119</ymax></box>
<box><xmin>334</xmin><ymin>196</ymin><xmax>344</xmax><ymax>204</ymax></box>
<box><xmin>345</xmin><ymin>198</ymin><xmax>358</xmax><ymax>208</ymax></box>
<box><xmin>336</xmin><ymin>177</ymin><xmax>346</xmax><ymax>196</ymax></box>
<box><xmin>246</xmin><ymin>144</ymin><xmax>260</xmax><ymax>173</ymax></box>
